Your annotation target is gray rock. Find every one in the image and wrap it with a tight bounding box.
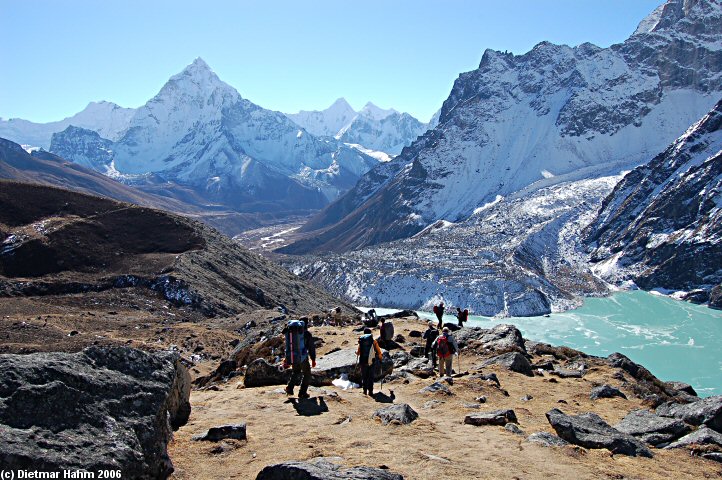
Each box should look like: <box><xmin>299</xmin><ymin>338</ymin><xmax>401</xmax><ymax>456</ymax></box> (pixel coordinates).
<box><xmin>481</xmin><ymin>352</ymin><xmax>533</xmax><ymax>376</ymax></box>
<box><xmin>469</xmin><ymin>372</ymin><xmax>501</xmax><ymax>387</ymax></box>
<box><xmin>244</xmin><ymin>358</ymin><xmax>290</xmax><ymax>388</ymax></box>
<box><xmin>665</xmin><ymin>381</ymin><xmax>698</xmax><ymax>397</ymax></box>
<box><xmin>545</xmin><ymin>408</ymin><xmax>652</xmax><ymax>457</ymax></box>
<box><xmin>606</xmin><ymin>352</ymin><xmax>642</xmax><ymax>378</ymax></box>
<box><xmin>391</xmin><ymin>351</ymin><xmax>411</xmax><ymax>368</ymax></box>
<box><xmin>313</xmin><ymin>348</ymin><xmax>393</xmax><ymax>385</ymax></box>
<box><xmin>399</xmin><ymin>357</ymin><xmax>435</xmax><ymax>378</ymax></box>
<box><xmin>0</xmin><ymin>346</ymin><xmax>191</xmax><ymax>478</ymax></box>
<box><xmin>665</xmin><ymin>426</ymin><xmax>722</xmax><ymax>449</ymax></box>
<box><xmin>711</xmin><ymin>285</ymin><xmax>722</xmax><ymax>310</ymax></box>
<box><xmin>455</xmin><ymin>324</ymin><xmax>526</xmax><ymax>353</ymax></box>
<box><xmin>656</xmin><ymin>395</ymin><xmax>722</xmax><ymax>432</ymax></box>
<box><xmin>256</xmin><ymin>460</ymin><xmax>404</xmax><ymax>480</ymax></box>
<box><xmin>463</xmin><ymin>403</ymin><xmax>481</xmax><ymax>409</ymax></box>
<box><xmin>550</xmin><ymin>367</ymin><xmax>583</xmax><ymax>379</ymax></box>
<box><xmin>420</xmin><ymin>382</ymin><xmax>452</xmax><ymax>396</ymax></box>
<box><xmin>408</xmin><ymin>330</ymin><xmax>422</xmax><ymax>338</ymax></box>
<box><xmin>505</xmin><ymin>423</ymin><xmax>525</xmax><ymax>435</ymax></box>
<box><xmin>192</xmin><ymin>424</ymin><xmax>247</xmax><ymax>442</ymax></box>
<box><xmin>614</xmin><ymin>409</ymin><xmax>690</xmax><ymax>446</ymax></box>
<box><xmin>701</xmin><ymin>452</ymin><xmax>722</xmax><ymax>463</ymax></box>
<box><xmin>590</xmin><ymin>385</ymin><xmax>627</xmax><ymax>400</ymax></box>
<box><xmin>527</xmin><ymin>432</ymin><xmax>570</xmax><ymax>447</ymax></box>
<box><xmin>464</xmin><ymin>409</ymin><xmax>517</xmax><ymax>426</ymax></box>
<box><xmin>408</xmin><ymin>345</ymin><xmax>426</xmax><ymax>358</ymax></box>
<box><xmin>372</xmin><ymin>404</ymin><xmax>419</xmax><ymax>425</ymax></box>
<box><xmin>422</xmin><ymin>400</ymin><xmax>445</xmax><ymax>409</ymax></box>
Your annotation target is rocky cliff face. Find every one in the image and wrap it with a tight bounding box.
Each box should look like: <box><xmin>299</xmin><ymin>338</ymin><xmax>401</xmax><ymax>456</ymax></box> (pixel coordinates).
<box><xmin>585</xmin><ymin>98</ymin><xmax>722</xmax><ymax>293</ymax></box>
<box><xmin>285</xmin><ymin>0</ymin><xmax>722</xmax><ymax>255</ymax></box>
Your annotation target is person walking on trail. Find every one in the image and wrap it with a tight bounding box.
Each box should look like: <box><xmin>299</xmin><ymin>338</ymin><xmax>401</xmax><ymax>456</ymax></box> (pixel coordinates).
<box><xmin>436</xmin><ymin>327</ymin><xmax>459</xmax><ymax>377</ymax></box>
<box><xmin>455</xmin><ymin>307</ymin><xmax>469</xmax><ymax>328</ymax></box>
<box><xmin>357</xmin><ymin>327</ymin><xmax>383</xmax><ymax>396</ymax></box>
<box><xmin>422</xmin><ymin>321</ymin><xmax>439</xmax><ymax>369</ymax></box>
<box><xmin>377</xmin><ymin>317</ymin><xmax>395</xmax><ymax>348</ymax></box>
<box><xmin>433</xmin><ymin>302</ymin><xmax>445</xmax><ymax>329</ymax></box>
<box><xmin>283</xmin><ymin>318</ymin><xmax>316</xmax><ymax>399</ymax></box>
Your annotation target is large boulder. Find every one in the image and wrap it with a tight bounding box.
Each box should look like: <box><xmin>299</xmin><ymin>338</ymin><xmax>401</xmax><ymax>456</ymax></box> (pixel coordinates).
<box><xmin>590</xmin><ymin>385</ymin><xmax>627</xmax><ymax>400</ymax></box>
<box><xmin>656</xmin><ymin>395</ymin><xmax>722</xmax><ymax>432</ymax></box>
<box><xmin>372</xmin><ymin>404</ymin><xmax>419</xmax><ymax>425</ymax></box>
<box><xmin>256</xmin><ymin>460</ymin><xmax>404</xmax><ymax>479</ymax></box>
<box><xmin>527</xmin><ymin>432</ymin><xmax>570</xmax><ymax>447</ymax></box>
<box><xmin>0</xmin><ymin>346</ymin><xmax>191</xmax><ymax>478</ymax></box>
<box><xmin>455</xmin><ymin>324</ymin><xmax>526</xmax><ymax>353</ymax></box>
<box><xmin>313</xmin><ymin>349</ymin><xmax>393</xmax><ymax>385</ymax></box>
<box><xmin>244</xmin><ymin>358</ymin><xmax>291</xmax><ymax>388</ymax></box>
<box><xmin>399</xmin><ymin>357</ymin><xmax>435</xmax><ymax>378</ymax></box>
<box><xmin>481</xmin><ymin>352</ymin><xmax>533</xmax><ymax>376</ymax></box>
<box><xmin>614</xmin><ymin>409</ymin><xmax>690</xmax><ymax>446</ymax></box>
<box><xmin>665</xmin><ymin>426</ymin><xmax>722</xmax><ymax>449</ymax></box>
<box><xmin>545</xmin><ymin>409</ymin><xmax>652</xmax><ymax>457</ymax></box>
<box><xmin>664</xmin><ymin>381</ymin><xmax>698</xmax><ymax>397</ymax></box>
<box><xmin>464</xmin><ymin>409</ymin><xmax>517</xmax><ymax>426</ymax></box>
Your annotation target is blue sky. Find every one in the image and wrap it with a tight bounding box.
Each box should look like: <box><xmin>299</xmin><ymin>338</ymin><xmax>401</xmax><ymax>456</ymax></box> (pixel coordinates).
<box><xmin>1</xmin><ymin>0</ymin><xmax>662</xmax><ymax>123</ymax></box>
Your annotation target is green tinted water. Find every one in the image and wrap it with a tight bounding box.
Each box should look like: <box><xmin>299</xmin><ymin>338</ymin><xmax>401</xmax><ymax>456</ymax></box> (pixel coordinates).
<box><xmin>370</xmin><ymin>291</ymin><xmax>722</xmax><ymax>397</ymax></box>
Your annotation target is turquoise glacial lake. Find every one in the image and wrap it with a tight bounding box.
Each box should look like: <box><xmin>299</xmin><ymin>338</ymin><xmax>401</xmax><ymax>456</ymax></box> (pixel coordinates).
<box><xmin>370</xmin><ymin>291</ymin><xmax>722</xmax><ymax>397</ymax></box>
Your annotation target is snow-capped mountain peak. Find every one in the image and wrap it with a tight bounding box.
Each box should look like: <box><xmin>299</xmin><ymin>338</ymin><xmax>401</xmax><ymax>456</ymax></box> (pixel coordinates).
<box><xmin>358</xmin><ymin>101</ymin><xmax>398</xmax><ymax>121</ymax></box>
<box><xmin>285</xmin><ymin>97</ymin><xmax>357</xmax><ymax>137</ymax></box>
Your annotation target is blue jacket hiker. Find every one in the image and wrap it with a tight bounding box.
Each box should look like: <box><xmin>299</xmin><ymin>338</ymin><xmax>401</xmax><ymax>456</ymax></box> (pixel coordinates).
<box><xmin>283</xmin><ymin>319</ymin><xmax>316</xmax><ymax>398</ymax></box>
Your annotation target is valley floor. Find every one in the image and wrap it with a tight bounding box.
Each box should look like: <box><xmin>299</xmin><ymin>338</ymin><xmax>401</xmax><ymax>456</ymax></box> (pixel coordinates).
<box><xmin>168</xmin><ymin>318</ymin><xmax>721</xmax><ymax>480</ymax></box>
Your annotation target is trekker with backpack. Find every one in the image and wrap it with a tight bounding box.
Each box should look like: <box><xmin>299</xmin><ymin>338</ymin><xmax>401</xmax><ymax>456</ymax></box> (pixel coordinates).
<box><xmin>455</xmin><ymin>307</ymin><xmax>469</xmax><ymax>328</ymax></box>
<box><xmin>357</xmin><ymin>327</ymin><xmax>383</xmax><ymax>396</ymax></box>
<box><xmin>283</xmin><ymin>318</ymin><xmax>316</xmax><ymax>399</ymax></box>
<box><xmin>377</xmin><ymin>317</ymin><xmax>395</xmax><ymax>348</ymax></box>
<box><xmin>433</xmin><ymin>302</ymin><xmax>445</xmax><ymax>328</ymax></box>
<box><xmin>436</xmin><ymin>327</ymin><xmax>459</xmax><ymax>377</ymax></box>
<box><xmin>422</xmin><ymin>321</ymin><xmax>439</xmax><ymax>369</ymax></box>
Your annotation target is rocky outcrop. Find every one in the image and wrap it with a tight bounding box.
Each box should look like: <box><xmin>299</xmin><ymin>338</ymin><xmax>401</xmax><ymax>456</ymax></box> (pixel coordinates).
<box><xmin>192</xmin><ymin>424</ymin><xmax>247</xmax><ymax>442</ymax></box>
<box><xmin>546</xmin><ymin>408</ymin><xmax>653</xmax><ymax>457</ymax></box>
<box><xmin>0</xmin><ymin>346</ymin><xmax>191</xmax><ymax>478</ymax></box>
<box><xmin>656</xmin><ymin>395</ymin><xmax>722</xmax><ymax>432</ymax></box>
<box><xmin>481</xmin><ymin>351</ymin><xmax>533</xmax><ymax>376</ymax></box>
<box><xmin>665</xmin><ymin>426</ymin><xmax>722</xmax><ymax>449</ymax></box>
<box><xmin>313</xmin><ymin>348</ymin><xmax>393</xmax><ymax>385</ymax></box>
<box><xmin>527</xmin><ymin>432</ymin><xmax>570</xmax><ymax>447</ymax></box>
<box><xmin>455</xmin><ymin>324</ymin><xmax>526</xmax><ymax>353</ymax></box>
<box><xmin>372</xmin><ymin>404</ymin><xmax>419</xmax><ymax>425</ymax></box>
<box><xmin>256</xmin><ymin>460</ymin><xmax>404</xmax><ymax>480</ymax></box>
<box><xmin>244</xmin><ymin>358</ymin><xmax>292</xmax><ymax>388</ymax></box>
<box><xmin>614</xmin><ymin>409</ymin><xmax>690</xmax><ymax>446</ymax></box>
<box><xmin>464</xmin><ymin>409</ymin><xmax>517</xmax><ymax>426</ymax></box>
<box><xmin>590</xmin><ymin>385</ymin><xmax>627</xmax><ymax>400</ymax></box>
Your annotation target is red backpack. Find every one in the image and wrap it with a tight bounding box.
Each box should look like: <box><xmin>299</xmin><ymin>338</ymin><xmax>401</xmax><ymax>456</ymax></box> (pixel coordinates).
<box><xmin>437</xmin><ymin>335</ymin><xmax>451</xmax><ymax>358</ymax></box>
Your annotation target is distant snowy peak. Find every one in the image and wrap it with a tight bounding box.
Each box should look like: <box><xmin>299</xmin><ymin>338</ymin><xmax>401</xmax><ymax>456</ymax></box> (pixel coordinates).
<box><xmin>0</xmin><ymin>100</ymin><xmax>134</xmax><ymax>149</ymax></box>
<box><xmin>633</xmin><ymin>0</ymin><xmax>719</xmax><ymax>37</ymax></box>
<box><xmin>286</xmin><ymin>98</ymin><xmax>357</xmax><ymax>137</ymax></box>
<box><xmin>358</xmin><ymin>102</ymin><xmax>398</xmax><ymax>121</ymax></box>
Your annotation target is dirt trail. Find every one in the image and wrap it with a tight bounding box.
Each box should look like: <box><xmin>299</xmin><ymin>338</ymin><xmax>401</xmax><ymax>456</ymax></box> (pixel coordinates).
<box><xmin>169</xmin><ymin>318</ymin><xmax>722</xmax><ymax>480</ymax></box>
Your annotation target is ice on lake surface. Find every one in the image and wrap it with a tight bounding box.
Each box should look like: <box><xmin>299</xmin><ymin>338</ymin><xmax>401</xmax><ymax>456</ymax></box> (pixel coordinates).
<box><xmin>363</xmin><ymin>291</ymin><xmax>722</xmax><ymax>397</ymax></box>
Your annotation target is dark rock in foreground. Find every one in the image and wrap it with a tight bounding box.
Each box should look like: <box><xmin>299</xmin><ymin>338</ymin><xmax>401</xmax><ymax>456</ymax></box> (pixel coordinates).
<box><xmin>464</xmin><ymin>409</ymin><xmax>517</xmax><ymax>426</ymax></box>
<box><xmin>656</xmin><ymin>395</ymin><xmax>722</xmax><ymax>433</ymax></box>
<box><xmin>372</xmin><ymin>404</ymin><xmax>419</xmax><ymax>425</ymax></box>
<box><xmin>665</xmin><ymin>426</ymin><xmax>722</xmax><ymax>449</ymax></box>
<box><xmin>551</xmin><ymin>367</ymin><xmax>583</xmax><ymax>379</ymax></box>
<box><xmin>256</xmin><ymin>460</ymin><xmax>404</xmax><ymax>480</ymax></box>
<box><xmin>546</xmin><ymin>408</ymin><xmax>652</xmax><ymax>457</ymax></box>
<box><xmin>455</xmin><ymin>324</ymin><xmax>526</xmax><ymax>353</ymax></box>
<box><xmin>192</xmin><ymin>424</ymin><xmax>247</xmax><ymax>442</ymax></box>
<box><xmin>0</xmin><ymin>346</ymin><xmax>191</xmax><ymax>478</ymax></box>
<box><xmin>590</xmin><ymin>385</ymin><xmax>627</xmax><ymax>400</ymax></box>
<box><xmin>665</xmin><ymin>381</ymin><xmax>698</xmax><ymax>397</ymax></box>
<box><xmin>420</xmin><ymin>382</ymin><xmax>453</xmax><ymax>396</ymax></box>
<box><xmin>614</xmin><ymin>409</ymin><xmax>690</xmax><ymax>446</ymax></box>
<box><xmin>244</xmin><ymin>358</ymin><xmax>291</xmax><ymax>388</ymax></box>
<box><xmin>482</xmin><ymin>351</ymin><xmax>533</xmax><ymax>376</ymax></box>
<box><xmin>527</xmin><ymin>432</ymin><xmax>570</xmax><ymax>447</ymax></box>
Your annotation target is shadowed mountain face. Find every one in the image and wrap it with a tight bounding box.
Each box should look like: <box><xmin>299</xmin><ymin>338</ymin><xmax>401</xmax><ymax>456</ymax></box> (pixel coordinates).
<box><xmin>0</xmin><ymin>181</ymin><xmax>349</xmax><ymax>317</ymax></box>
<box><xmin>283</xmin><ymin>0</ymin><xmax>722</xmax><ymax>255</ymax></box>
<box><xmin>585</xmin><ymin>98</ymin><xmax>722</xmax><ymax>292</ymax></box>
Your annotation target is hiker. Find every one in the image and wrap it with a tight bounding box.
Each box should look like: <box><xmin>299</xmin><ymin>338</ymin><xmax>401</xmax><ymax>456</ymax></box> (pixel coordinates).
<box><xmin>283</xmin><ymin>318</ymin><xmax>316</xmax><ymax>399</ymax></box>
<box><xmin>422</xmin><ymin>321</ymin><xmax>439</xmax><ymax>369</ymax></box>
<box><xmin>436</xmin><ymin>327</ymin><xmax>459</xmax><ymax>377</ymax></box>
<box><xmin>357</xmin><ymin>327</ymin><xmax>383</xmax><ymax>396</ymax></box>
<box><xmin>455</xmin><ymin>307</ymin><xmax>469</xmax><ymax>328</ymax></box>
<box><xmin>433</xmin><ymin>302</ymin><xmax>445</xmax><ymax>328</ymax></box>
<box><xmin>377</xmin><ymin>317</ymin><xmax>395</xmax><ymax>348</ymax></box>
